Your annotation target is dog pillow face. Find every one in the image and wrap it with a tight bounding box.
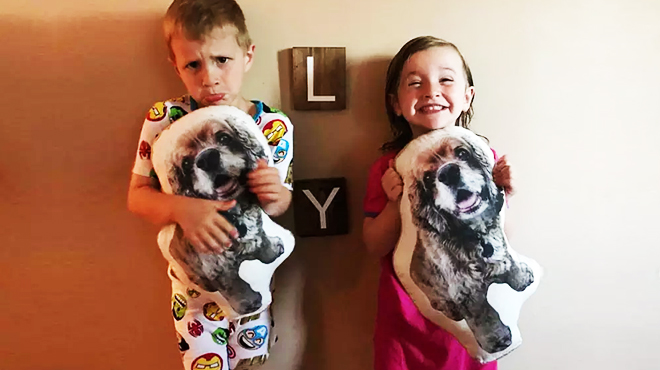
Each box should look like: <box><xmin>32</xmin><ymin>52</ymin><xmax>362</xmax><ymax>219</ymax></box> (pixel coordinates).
<box><xmin>152</xmin><ymin>105</ymin><xmax>295</xmax><ymax>320</ymax></box>
<box><xmin>393</xmin><ymin>126</ymin><xmax>542</xmax><ymax>363</ymax></box>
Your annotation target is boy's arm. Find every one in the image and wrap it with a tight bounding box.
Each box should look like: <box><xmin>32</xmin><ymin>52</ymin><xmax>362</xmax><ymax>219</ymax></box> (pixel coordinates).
<box><xmin>128</xmin><ymin>100</ymin><xmax>239</xmax><ymax>252</ymax></box>
<box><xmin>249</xmin><ymin>110</ymin><xmax>294</xmax><ymax>217</ymax></box>
<box><xmin>247</xmin><ymin>160</ymin><xmax>292</xmax><ymax>217</ymax></box>
<box><xmin>127</xmin><ymin>174</ymin><xmax>181</xmax><ymax>226</ymax></box>
<box><xmin>127</xmin><ymin>173</ymin><xmax>239</xmax><ymax>252</ymax></box>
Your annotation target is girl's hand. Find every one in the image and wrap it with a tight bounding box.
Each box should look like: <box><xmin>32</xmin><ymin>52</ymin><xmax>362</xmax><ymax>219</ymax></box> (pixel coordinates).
<box><xmin>172</xmin><ymin>196</ymin><xmax>239</xmax><ymax>253</ymax></box>
<box><xmin>382</xmin><ymin>159</ymin><xmax>403</xmax><ymax>202</ymax></box>
<box><xmin>493</xmin><ymin>155</ymin><xmax>515</xmax><ymax>195</ymax></box>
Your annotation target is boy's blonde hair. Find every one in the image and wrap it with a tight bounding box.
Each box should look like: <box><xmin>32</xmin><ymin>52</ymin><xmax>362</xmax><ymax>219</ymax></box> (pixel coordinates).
<box><xmin>164</xmin><ymin>0</ymin><xmax>253</xmax><ymax>61</ymax></box>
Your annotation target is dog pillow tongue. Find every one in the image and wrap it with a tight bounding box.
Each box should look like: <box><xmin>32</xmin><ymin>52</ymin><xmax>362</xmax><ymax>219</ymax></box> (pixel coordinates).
<box><xmin>456</xmin><ymin>190</ymin><xmax>479</xmax><ymax>211</ymax></box>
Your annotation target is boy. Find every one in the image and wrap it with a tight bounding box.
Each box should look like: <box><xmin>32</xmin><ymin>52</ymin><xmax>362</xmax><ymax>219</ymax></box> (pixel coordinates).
<box><xmin>127</xmin><ymin>1</ymin><xmax>293</xmax><ymax>369</ymax></box>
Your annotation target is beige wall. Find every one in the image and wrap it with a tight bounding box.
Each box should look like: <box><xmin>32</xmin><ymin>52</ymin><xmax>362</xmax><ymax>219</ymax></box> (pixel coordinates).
<box><xmin>2</xmin><ymin>0</ymin><xmax>660</xmax><ymax>369</ymax></box>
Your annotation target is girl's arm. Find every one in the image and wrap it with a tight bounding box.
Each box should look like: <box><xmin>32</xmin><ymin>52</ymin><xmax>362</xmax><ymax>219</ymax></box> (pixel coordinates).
<box><xmin>362</xmin><ymin>159</ymin><xmax>404</xmax><ymax>257</ymax></box>
<box><xmin>363</xmin><ymin>200</ymin><xmax>402</xmax><ymax>257</ymax></box>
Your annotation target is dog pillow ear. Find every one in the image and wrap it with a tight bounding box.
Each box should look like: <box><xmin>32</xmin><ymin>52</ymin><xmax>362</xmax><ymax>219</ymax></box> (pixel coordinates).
<box><xmin>151</xmin><ymin>105</ymin><xmax>295</xmax><ymax>320</ymax></box>
<box><xmin>392</xmin><ymin>126</ymin><xmax>543</xmax><ymax>363</ymax></box>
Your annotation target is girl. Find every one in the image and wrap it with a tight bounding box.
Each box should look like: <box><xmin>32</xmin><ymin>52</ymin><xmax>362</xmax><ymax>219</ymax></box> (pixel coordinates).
<box><xmin>362</xmin><ymin>36</ymin><xmax>513</xmax><ymax>370</ymax></box>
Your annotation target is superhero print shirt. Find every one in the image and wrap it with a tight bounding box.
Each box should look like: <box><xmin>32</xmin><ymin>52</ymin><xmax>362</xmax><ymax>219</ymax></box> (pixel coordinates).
<box><xmin>132</xmin><ymin>96</ymin><xmax>294</xmax><ymax>190</ymax></box>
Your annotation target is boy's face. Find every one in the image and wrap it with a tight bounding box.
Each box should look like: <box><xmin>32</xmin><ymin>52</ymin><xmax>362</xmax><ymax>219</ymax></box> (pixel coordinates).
<box><xmin>171</xmin><ymin>26</ymin><xmax>254</xmax><ymax>108</ymax></box>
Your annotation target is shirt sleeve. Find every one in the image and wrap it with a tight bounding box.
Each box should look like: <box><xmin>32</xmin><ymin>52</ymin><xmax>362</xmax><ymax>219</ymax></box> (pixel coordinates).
<box><xmin>131</xmin><ymin>101</ymin><xmax>171</xmax><ymax>178</ymax></box>
<box><xmin>363</xmin><ymin>155</ymin><xmax>392</xmax><ymax>218</ymax></box>
<box><xmin>265</xmin><ymin>114</ymin><xmax>294</xmax><ymax>191</ymax></box>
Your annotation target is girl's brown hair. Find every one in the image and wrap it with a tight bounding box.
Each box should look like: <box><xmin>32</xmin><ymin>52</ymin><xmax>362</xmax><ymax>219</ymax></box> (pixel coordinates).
<box><xmin>382</xmin><ymin>36</ymin><xmax>475</xmax><ymax>152</ymax></box>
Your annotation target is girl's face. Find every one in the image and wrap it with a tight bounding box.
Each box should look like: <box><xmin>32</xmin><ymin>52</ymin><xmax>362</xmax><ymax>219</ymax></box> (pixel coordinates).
<box><xmin>392</xmin><ymin>46</ymin><xmax>474</xmax><ymax>135</ymax></box>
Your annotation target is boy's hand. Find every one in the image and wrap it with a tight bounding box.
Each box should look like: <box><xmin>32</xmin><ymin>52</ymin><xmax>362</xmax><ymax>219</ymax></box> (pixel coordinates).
<box><xmin>247</xmin><ymin>159</ymin><xmax>291</xmax><ymax>216</ymax></box>
<box><xmin>382</xmin><ymin>159</ymin><xmax>403</xmax><ymax>202</ymax></box>
<box><xmin>493</xmin><ymin>155</ymin><xmax>515</xmax><ymax>195</ymax></box>
<box><xmin>172</xmin><ymin>197</ymin><xmax>239</xmax><ymax>253</ymax></box>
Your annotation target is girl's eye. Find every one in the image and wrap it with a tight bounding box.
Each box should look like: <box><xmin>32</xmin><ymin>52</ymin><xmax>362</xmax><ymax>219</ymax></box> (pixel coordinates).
<box><xmin>408</xmin><ymin>81</ymin><xmax>421</xmax><ymax>87</ymax></box>
<box><xmin>216</xmin><ymin>57</ymin><xmax>229</xmax><ymax>64</ymax></box>
<box><xmin>440</xmin><ymin>78</ymin><xmax>454</xmax><ymax>83</ymax></box>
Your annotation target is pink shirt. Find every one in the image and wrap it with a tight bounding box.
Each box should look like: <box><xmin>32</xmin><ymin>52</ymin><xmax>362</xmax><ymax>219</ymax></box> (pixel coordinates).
<box><xmin>363</xmin><ymin>151</ymin><xmax>498</xmax><ymax>370</ymax></box>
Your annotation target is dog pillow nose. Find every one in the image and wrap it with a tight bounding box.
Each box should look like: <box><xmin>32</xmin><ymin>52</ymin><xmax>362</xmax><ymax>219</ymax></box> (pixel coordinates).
<box><xmin>196</xmin><ymin>149</ymin><xmax>220</xmax><ymax>172</ymax></box>
<box><xmin>438</xmin><ymin>163</ymin><xmax>461</xmax><ymax>186</ymax></box>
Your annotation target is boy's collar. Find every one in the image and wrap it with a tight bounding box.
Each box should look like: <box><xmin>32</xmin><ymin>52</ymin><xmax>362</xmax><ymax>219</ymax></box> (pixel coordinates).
<box><xmin>189</xmin><ymin>97</ymin><xmax>263</xmax><ymax>123</ymax></box>
<box><xmin>251</xmin><ymin>100</ymin><xmax>263</xmax><ymax>121</ymax></box>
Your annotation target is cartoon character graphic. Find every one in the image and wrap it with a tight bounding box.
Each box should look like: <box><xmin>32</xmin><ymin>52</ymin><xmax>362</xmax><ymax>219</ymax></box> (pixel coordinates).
<box><xmin>203</xmin><ymin>302</ymin><xmax>225</xmax><ymax>322</ymax></box>
<box><xmin>173</xmin><ymin>95</ymin><xmax>188</xmax><ymax>104</ymax></box>
<box><xmin>187</xmin><ymin>288</ymin><xmax>201</xmax><ymax>298</ymax></box>
<box><xmin>191</xmin><ymin>353</ymin><xmax>223</xmax><ymax>370</ymax></box>
<box><xmin>238</xmin><ymin>325</ymin><xmax>268</xmax><ymax>350</ymax></box>
<box><xmin>169</xmin><ymin>106</ymin><xmax>187</xmax><ymax>123</ymax></box>
<box><xmin>227</xmin><ymin>345</ymin><xmax>236</xmax><ymax>359</ymax></box>
<box><xmin>273</xmin><ymin>139</ymin><xmax>289</xmax><ymax>164</ymax></box>
<box><xmin>172</xmin><ymin>293</ymin><xmax>187</xmax><ymax>321</ymax></box>
<box><xmin>239</xmin><ymin>313</ymin><xmax>261</xmax><ymax>325</ymax></box>
<box><xmin>188</xmin><ymin>319</ymin><xmax>204</xmax><ymax>338</ymax></box>
<box><xmin>177</xmin><ymin>332</ymin><xmax>190</xmax><ymax>352</ymax></box>
<box><xmin>211</xmin><ymin>327</ymin><xmax>229</xmax><ymax>346</ymax></box>
<box><xmin>236</xmin><ymin>355</ymin><xmax>268</xmax><ymax>367</ymax></box>
<box><xmin>139</xmin><ymin>140</ymin><xmax>151</xmax><ymax>160</ymax></box>
<box><xmin>263</xmin><ymin>120</ymin><xmax>287</xmax><ymax>146</ymax></box>
<box><xmin>285</xmin><ymin>161</ymin><xmax>293</xmax><ymax>186</ymax></box>
<box><xmin>147</xmin><ymin>102</ymin><xmax>167</xmax><ymax>122</ymax></box>
<box><xmin>270</xmin><ymin>107</ymin><xmax>287</xmax><ymax>117</ymax></box>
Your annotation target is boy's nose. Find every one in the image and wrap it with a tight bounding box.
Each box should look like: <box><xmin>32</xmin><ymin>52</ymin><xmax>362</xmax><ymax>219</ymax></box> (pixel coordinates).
<box><xmin>202</xmin><ymin>66</ymin><xmax>221</xmax><ymax>87</ymax></box>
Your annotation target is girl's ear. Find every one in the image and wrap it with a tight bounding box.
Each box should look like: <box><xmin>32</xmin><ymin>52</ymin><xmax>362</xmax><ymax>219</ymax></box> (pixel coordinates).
<box><xmin>463</xmin><ymin>86</ymin><xmax>475</xmax><ymax>112</ymax></box>
<box><xmin>389</xmin><ymin>94</ymin><xmax>402</xmax><ymax>116</ymax></box>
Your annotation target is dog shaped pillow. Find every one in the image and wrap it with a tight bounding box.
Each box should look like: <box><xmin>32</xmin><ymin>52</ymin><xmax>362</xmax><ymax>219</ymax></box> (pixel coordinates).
<box><xmin>152</xmin><ymin>105</ymin><xmax>295</xmax><ymax>320</ymax></box>
<box><xmin>393</xmin><ymin>126</ymin><xmax>542</xmax><ymax>363</ymax></box>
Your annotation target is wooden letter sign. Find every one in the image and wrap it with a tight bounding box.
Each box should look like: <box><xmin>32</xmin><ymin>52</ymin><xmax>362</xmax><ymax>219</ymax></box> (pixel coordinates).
<box><xmin>291</xmin><ymin>47</ymin><xmax>346</xmax><ymax>111</ymax></box>
<box><xmin>293</xmin><ymin>178</ymin><xmax>348</xmax><ymax>237</ymax></box>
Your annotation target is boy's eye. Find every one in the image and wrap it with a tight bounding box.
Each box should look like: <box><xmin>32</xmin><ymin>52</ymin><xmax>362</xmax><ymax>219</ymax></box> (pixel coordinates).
<box><xmin>215</xmin><ymin>57</ymin><xmax>229</xmax><ymax>64</ymax></box>
<box><xmin>440</xmin><ymin>78</ymin><xmax>454</xmax><ymax>83</ymax></box>
<box><xmin>185</xmin><ymin>61</ymin><xmax>200</xmax><ymax>70</ymax></box>
<box><xmin>408</xmin><ymin>81</ymin><xmax>421</xmax><ymax>87</ymax></box>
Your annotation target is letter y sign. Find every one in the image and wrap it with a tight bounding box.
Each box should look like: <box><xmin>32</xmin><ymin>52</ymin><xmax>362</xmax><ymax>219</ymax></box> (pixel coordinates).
<box><xmin>293</xmin><ymin>178</ymin><xmax>349</xmax><ymax>237</ymax></box>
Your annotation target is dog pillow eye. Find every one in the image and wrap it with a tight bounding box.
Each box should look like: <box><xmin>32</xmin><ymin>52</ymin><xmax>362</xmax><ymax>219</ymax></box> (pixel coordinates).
<box><xmin>215</xmin><ymin>132</ymin><xmax>233</xmax><ymax>145</ymax></box>
<box><xmin>423</xmin><ymin>172</ymin><xmax>436</xmax><ymax>187</ymax></box>
<box><xmin>392</xmin><ymin>126</ymin><xmax>542</xmax><ymax>364</ymax></box>
<box><xmin>455</xmin><ymin>147</ymin><xmax>470</xmax><ymax>161</ymax></box>
<box><xmin>182</xmin><ymin>157</ymin><xmax>194</xmax><ymax>170</ymax></box>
